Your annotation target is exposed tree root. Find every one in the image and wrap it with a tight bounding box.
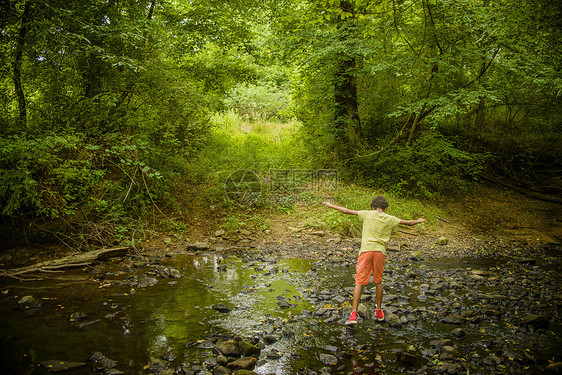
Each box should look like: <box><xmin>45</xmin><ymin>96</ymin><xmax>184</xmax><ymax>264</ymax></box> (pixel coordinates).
<box><xmin>0</xmin><ymin>247</ymin><xmax>129</xmax><ymax>280</ymax></box>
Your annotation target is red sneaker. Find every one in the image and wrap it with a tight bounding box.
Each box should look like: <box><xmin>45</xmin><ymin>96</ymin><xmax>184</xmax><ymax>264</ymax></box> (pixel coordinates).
<box><xmin>345</xmin><ymin>311</ymin><xmax>358</xmax><ymax>325</ymax></box>
<box><xmin>375</xmin><ymin>309</ymin><xmax>385</xmax><ymax>321</ymax></box>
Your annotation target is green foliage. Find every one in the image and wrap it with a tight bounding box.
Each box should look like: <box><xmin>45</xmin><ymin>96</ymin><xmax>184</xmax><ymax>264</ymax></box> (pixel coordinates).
<box><xmin>0</xmin><ymin>131</ymin><xmax>187</xmax><ymax>248</ymax></box>
<box><xmin>0</xmin><ymin>0</ymin><xmax>267</xmax><ymax>246</ymax></box>
<box><xmin>191</xmin><ymin>113</ymin><xmax>313</xmax><ymax>208</ymax></box>
<box><xmin>0</xmin><ymin>134</ymin><xmax>104</xmax><ymax>218</ymax></box>
<box><xmin>251</xmin><ymin>214</ymin><xmax>270</xmax><ymax>231</ymax></box>
<box><xmin>323</xmin><ymin>209</ymin><xmax>362</xmax><ymax>237</ymax></box>
<box><xmin>1</xmin><ymin>0</ymin><xmax>560</xmax><ymax>247</ymax></box>
<box><xmin>222</xmin><ymin>214</ymin><xmax>248</xmax><ymax>233</ymax></box>
<box><xmin>217</xmin><ymin>212</ymin><xmax>270</xmax><ymax>234</ymax></box>
<box><xmin>272</xmin><ymin>0</ymin><xmax>561</xmax><ymax>188</ymax></box>
<box><xmin>224</xmin><ymin>81</ymin><xmax>295</xmax><ymax>121</ymax></box>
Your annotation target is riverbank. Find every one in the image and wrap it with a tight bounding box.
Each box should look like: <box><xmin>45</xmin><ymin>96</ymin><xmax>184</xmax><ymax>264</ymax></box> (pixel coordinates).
<box><xmin>0</xmin><ymin>184</ymin><xmax>561</xmax><ymax>271</ymax></box>
<box><xmin>146</xmin><ymin>183</ymin><xmax>562</xmax><ymax>261</ymax></box>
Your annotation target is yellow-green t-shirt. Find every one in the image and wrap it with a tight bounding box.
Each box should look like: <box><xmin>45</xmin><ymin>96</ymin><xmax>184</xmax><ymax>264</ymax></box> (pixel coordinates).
<box><xmin>358</xmin><ymin>210</ymin><xmax>401</xmax><ymax>256</ymax></box>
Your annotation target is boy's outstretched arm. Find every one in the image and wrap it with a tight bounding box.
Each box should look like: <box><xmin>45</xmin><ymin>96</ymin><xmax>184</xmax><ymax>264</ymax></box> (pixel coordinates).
<box><xmin>399</xmin><ymin>218</ymin><xmax>427</xmax><ymax>226</ymax></box>
<box><xmin>322</xmin><ymin>201</ymin><xmax>358</xmax><ymax>216</ymax></box>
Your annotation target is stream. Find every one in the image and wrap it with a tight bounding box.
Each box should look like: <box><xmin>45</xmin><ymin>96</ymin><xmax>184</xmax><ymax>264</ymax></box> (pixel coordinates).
<box><xmin>1</xmin><ymin>246</ymin><xmax>560</xmax><ymax>374</ymax></box>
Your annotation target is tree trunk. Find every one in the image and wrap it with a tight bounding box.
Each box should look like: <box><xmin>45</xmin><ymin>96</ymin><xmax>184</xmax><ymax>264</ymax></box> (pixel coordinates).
<box><xmin>13</xmin><ymin>0</ymin><xmax>31</xmax><ymax>128</ymax></box>
<box><xmin>406</xmin><ymin>103</ymin><xmax>426</xmax><ymax>147</ymax></box>
<box><xmin>334</xmin><ymin>1</ymin><xmax>361</xmax><ymax>159</ymax></box>
<box><xmin>334</xmin><ymin>56</ymin><xmax>360</xmax><ymax>135</ymax></box>
<box><xmin>147</xmin><ymin>1</ymin><xmax>156</xmax><ymax>20</ymax></box>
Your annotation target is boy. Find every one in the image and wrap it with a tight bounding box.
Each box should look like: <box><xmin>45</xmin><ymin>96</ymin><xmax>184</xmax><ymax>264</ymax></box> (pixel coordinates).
<box><xmin>323</xmin><ymin>196</ymin><xmax>426</xmax><ymax>325</ymax></box>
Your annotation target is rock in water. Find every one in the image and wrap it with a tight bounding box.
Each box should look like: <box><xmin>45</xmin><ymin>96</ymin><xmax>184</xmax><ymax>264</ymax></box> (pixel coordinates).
<box><xmin>410</xmin><ymin>250</ymin><xmax>424</xmax><ymax>260</ymax></box>
<box><xmin>385</xmin><ymin>310</ymin><xmax>402</xmax><ymax>327</ymax></box>
<box><xmin>437</xmin><ymin>237</ymin><xmax>449</xmax><ymax>246</ymax></box>
<box><xmin>440</xmin><ymin>314</ymin><xmax>465</xmax><ymax>325</ymax></box>
<box><xmin>214</xmin><ymin>366</ymin><xmax>231</xmax><ymax>375</ymax></box>
<box><xmin>521</xmin><ymin>314</ymin><xmax>549</xmax><ymax>329</ymax></box>
<box><xmin>17</xmin><ymin>295</ymin><xmax>42</xmax><ymax>310</ymax></box>
<box><xmin>451</xmin><ymin>328</ymin><xmax>465</xmax><ymax>338</ymax></box>
<box><xmin>237</xmin><ymin>339</ymin><xmax>261</xmax><ymax>356</ymax></box>
<box><xmin>227</xmin><ymin>357</ymin><xmax>257</xmax><ymax>370</ymax></box>
<box><xmin>214</xmin><ymin>339</ymin><xmax>260</xmax><ymax>357</ymax></box>
<box><xmin>90</xmin><ymin>352</ymin><xmax>117</xmax><ymax>369</ymax></box>
<box><xmin>318</xmin><ymin>353</ymin><xmax>338</xmax><ymax>365</ymax></box>
<box><xmin>213</xmin><ymin>303</ymin><xmax>231</xmax><ymax>313</ymax></box>
<box><xmin>186</xmin><ymin>242</ymin><xmax>210</xmax><ymax>251</ymax></box>
<box><xmin>214</xmin><ymin>340</ymin><xmax>241</xmax><ymax>357</ymax></box>
<box><xmin>397</xmin><ymin>351</ymin><xmax>418</xmax><ymax>365</ymax></box>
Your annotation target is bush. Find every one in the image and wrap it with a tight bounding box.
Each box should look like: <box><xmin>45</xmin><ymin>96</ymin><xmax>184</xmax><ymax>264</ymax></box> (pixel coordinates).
<box><xmin>0</xmin><ymin>134</ymin><xmax>103</xmax><ymax>218</ymax></box>
<box><xmin>352</xmin><ymin>132</ymin><xmax>489</xmax><ymax>198</ymax></box>
<box><xmin>0</xmin><ymin>133</ymin><xmax>177</xmax><ymax>248</ymax></box>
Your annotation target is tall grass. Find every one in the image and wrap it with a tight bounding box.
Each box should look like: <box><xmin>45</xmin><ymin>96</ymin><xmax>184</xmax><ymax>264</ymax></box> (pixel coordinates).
<box><xmin>186</xmin><ymin>110</ymin><xmax>313</xmax><ymax>206</ymax></box>
<box><xmin>199</xmin><ymin>110</ymin><xmax>310</xmax><ymax>173</ymax></box>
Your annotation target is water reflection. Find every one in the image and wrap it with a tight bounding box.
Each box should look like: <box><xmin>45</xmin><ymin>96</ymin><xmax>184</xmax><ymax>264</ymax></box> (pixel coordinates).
<box><xmin>0</xmin><ymin>253</ymin><xmax>560</xmax><ymax>374</ymax></box>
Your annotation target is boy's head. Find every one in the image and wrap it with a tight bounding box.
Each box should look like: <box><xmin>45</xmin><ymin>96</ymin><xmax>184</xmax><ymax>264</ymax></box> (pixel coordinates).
<box><xmin>370</xmin><ymin>196</ymin><xmax>389</xmax><ymax>210</ymax></box>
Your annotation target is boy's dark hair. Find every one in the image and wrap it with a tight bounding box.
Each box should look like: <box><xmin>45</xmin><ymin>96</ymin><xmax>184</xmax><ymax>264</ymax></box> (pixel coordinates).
<box><xmin>370</xmin><ymin>196</ymin><xmax>389</xmax><ymax>210</ymax></box>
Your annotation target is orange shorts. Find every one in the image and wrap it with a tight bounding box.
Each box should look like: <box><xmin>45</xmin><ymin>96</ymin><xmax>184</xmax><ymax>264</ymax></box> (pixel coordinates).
<box><xmin>355</xmin><ymin>251</ymin><xmax>385</xmax><ymax>285</ymax></box>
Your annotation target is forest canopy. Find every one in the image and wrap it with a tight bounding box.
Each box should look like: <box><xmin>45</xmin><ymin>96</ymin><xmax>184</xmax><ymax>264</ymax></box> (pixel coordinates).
<box><xmin>1</xmin><ymin>0</ymin><xmax>560</xmax><ymax>248</ymax></box>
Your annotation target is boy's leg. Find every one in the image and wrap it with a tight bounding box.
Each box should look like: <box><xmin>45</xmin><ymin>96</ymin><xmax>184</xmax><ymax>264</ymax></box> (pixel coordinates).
<box><xmin>353</xmin><ymin>252</ymin><xmax>375</xmax><ymax>311</ymax></box>
<box><xmin>352</xmin><ymin>283</ymin><xmax>363</xmax><ymax>312</ymax></box>
<box><xmin>346</xmin><ymin>252</ymin><xmax>372</xmax><ymax>325</ymax></box>
<box><xmin>372</xmin><ymin>252</ymin><xmax>386</xmax><ymax>321</ymax></box>
<box><xmin>375</xmin><ymin>282</ymin><xmax>383</xmax><ymax>309</ymax></box>
<box><xmin>346</xmin><ymin>284</ymin><xmax>363</xmax><ymax>325</ymax></box>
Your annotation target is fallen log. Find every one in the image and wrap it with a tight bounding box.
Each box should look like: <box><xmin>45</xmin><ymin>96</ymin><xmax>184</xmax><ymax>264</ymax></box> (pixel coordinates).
<box><xmin>1</xmin><ymin>247</ymin><xmax>129</xmax><ymax>278</ymax></box>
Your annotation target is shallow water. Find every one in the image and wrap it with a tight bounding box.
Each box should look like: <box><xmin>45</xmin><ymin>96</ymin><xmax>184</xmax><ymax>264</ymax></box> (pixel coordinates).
<box><xmin>0</xmin><ymin>253</ymin><xmax>560</xmax><ymax>374</ymax></box>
